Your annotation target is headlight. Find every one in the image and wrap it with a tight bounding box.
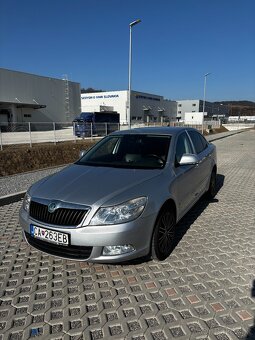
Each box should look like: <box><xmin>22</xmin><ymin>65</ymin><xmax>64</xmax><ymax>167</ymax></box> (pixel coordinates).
<box><xmin>23</xmin><ymin>193</ymin><xmax>31</xmax><ymax>212</ymax></box>
<box><xmin>89</xmin><ymin>197</ymin><xmax>147</xmax><ymax>225</ymax></box>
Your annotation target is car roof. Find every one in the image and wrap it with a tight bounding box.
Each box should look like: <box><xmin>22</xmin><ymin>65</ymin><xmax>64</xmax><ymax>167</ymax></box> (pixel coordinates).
<box><xmin>110</xmin><ymin>126</ymin><xmax>198</xmax><ymax>137</ymax></box>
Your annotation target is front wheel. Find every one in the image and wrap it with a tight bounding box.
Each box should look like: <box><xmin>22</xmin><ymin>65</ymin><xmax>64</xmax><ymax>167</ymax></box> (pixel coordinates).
<box><xmin>151</xmin><ymin>206</ymin><xmax>176</xmax><ymax>261</ymax></box>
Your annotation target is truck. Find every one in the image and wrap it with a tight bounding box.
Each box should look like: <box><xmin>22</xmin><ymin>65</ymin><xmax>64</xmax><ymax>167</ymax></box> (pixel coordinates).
<box><xmin>73</xmin><ymin>111</ymin><xmax>120</xmax><ymax>138</ymax></box>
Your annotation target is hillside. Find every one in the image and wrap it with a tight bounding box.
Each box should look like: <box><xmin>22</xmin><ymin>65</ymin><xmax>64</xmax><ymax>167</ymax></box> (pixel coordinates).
<box><xmin>213</xmin><ymin>101</ymin><xmax>255</xmax><ymax>116</ymax></box>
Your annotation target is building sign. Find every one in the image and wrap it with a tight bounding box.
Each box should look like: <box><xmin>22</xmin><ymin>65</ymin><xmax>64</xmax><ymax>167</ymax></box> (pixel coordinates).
<box><xmin>81</xmin><ymin>94</ymin><xmax>119</xmax><ymax>100</ymax></box>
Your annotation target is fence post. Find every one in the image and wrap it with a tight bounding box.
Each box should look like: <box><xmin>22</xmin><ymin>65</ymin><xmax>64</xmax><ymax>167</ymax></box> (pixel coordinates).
<box><xmin>73</xmin><ymin>122</ymin><xmax>77</xmax><ymax>143</ymax></box>
<box><xmin>105</xmin><ymin>123</ymin><xmax>108</xmax><ymax>136</ymax></box>
<box><xmin>0</xmin><ymin>127</ymin><xmax>2</xmax><ymax>151</ymax></box>
<box><xmin>29</xmin><ymin>122</ymin><xmax>32</xmax><ymax>147</ymax></box>
<box><xmin>90</xmin><ymin>123</ymin><xmax>93</xmax><ymax>141</ymax></box>
<box><xmin>53</xmin><ymin>122</ymin><xmax>56</xmax><ymax>145</ymax></box>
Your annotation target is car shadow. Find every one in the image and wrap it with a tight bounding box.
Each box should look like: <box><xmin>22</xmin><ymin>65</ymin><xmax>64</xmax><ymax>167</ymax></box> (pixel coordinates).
<box><xmin>110</xmin><ymin>173</ymin><xmax>225</xmax><ymax>267</ymax></box>
<box><xmin>245</xmin><ymin>280</ymin><xmax>255</xmax><ymax>339</ymax></box>
<box><xmin>173</xmin><ymin>173</ymin><xmax>225</xmax><ymax>250</ymax></box>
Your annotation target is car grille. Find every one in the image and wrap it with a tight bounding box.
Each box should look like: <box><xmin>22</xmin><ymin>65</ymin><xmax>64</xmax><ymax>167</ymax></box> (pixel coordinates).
<box><xmin>24</xmin><ymin>232</ymin><xmax>93</xmax><ymax>260</ymax></box>
<box><xmin>29</xmin><ymin>200</ymin><xmax>88</xmax><ymax>226</ymax></box>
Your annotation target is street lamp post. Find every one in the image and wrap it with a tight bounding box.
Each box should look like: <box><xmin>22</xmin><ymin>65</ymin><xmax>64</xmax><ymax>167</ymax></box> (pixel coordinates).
<box><xmin>202</xmin><ymin>72</ymin><xmax>211</xmax><ymax>134</ymax></box>
<box><xmin>128</xmin><ymin>19</ymin><xmax>141</xmax><ymax>129</ymax></box>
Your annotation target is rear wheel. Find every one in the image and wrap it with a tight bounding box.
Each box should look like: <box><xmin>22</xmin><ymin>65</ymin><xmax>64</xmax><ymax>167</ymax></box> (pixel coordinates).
<box><xmin>151</xmin><ymin>206</ymin><xmax>176</xmax><ymax>261</ymax></box>
<box><xmin>206</xmin><ymin>169</ymin><xmax>217</xmax><ymax>198</ymax></box>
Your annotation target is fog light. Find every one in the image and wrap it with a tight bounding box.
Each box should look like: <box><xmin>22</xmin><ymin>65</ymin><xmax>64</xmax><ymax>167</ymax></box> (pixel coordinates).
<box><xmin>102</xmin><ymin>245</ymin><xmax>135</xmax><ymax>256</ymax></box>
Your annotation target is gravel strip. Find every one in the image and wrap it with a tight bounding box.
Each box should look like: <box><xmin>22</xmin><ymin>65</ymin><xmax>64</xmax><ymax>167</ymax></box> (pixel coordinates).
<box><xmin>0</xmin><ymin>166</ymin><xmax>65</xmax><ymax>197</ymax></box>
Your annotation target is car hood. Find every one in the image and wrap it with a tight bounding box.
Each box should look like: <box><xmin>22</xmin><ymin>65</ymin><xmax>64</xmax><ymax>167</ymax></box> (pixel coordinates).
<box><xmin>30</xmin><ymin>164</ymin><xmax>162</xmax><ymax>207</ymax></box>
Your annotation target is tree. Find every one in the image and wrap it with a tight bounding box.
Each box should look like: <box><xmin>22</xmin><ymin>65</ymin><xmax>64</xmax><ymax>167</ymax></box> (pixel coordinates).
<box><xmin>81</xmin><ymin>87</ymin><xmax>103</xmax><ymax>93</ymax></box>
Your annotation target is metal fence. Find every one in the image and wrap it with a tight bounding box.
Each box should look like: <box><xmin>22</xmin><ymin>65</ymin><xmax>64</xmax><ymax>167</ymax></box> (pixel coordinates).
<box><xmin>0</xmin><ymin>120</ymin><xmax>221</xmax><ymax>150</ymax></box>
<box><xmin>132</xmin><ymin>120</ymin><xmax>220</xmax><ymax>131</ymax></box>
<box><xmin>0</xmin><ymin>122</ymin><xmax>122</xmax><ymax>150</ymax></box>
<box><xmin>1</xmin><ymin>122</ymin><xmax>72</xmax><ymax>149</ymax></box>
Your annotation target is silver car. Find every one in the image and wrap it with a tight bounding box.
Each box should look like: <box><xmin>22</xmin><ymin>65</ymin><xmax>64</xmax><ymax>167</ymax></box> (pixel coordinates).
<box><xmin>20</xmin><ymin>127</ymin><xmax>217</xmax><ymax>263</ymax></box>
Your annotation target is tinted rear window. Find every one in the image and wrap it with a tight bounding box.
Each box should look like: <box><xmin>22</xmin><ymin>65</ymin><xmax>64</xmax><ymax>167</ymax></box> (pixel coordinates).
<box><xmin>188</xmin><ymin>131</ymin><xmax>208</xmax><ymax>154</ymax></box>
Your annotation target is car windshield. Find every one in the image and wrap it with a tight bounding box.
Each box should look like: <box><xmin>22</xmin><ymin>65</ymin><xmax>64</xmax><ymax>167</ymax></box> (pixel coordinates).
<box><xmin>76</xmin><ymin>134</ymin><xmax>171</xmax><ymax>169</ymax></box>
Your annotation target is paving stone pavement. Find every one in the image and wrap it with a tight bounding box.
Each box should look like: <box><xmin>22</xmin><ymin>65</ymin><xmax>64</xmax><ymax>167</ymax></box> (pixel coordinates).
<box><xmin>0</xmin><ymin>130</ymin><xmax>254</xmax><ymax>340</ymax></box>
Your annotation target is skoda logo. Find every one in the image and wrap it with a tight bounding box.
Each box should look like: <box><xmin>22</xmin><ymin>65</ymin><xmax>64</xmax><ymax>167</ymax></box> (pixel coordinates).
<box><xmin>48</xmin><ymin>202</ymin><xmax>57</xmax><ymax>213</ymax></box>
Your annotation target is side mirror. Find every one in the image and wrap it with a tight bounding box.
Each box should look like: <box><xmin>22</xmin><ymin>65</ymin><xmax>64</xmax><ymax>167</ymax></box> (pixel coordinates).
<box><xmin>179</xmin><ymin>154</ymin><xmax>199</xmax><ymax>166</ymax></box>
<box><xmin>79</xmin><ymin>150</ymin><xmax>86</xmax><ymax>158</ymax></box>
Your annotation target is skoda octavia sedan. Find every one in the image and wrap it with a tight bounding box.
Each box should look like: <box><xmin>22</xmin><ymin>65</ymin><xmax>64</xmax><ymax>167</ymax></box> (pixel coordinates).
<box><xmin>20</xmin><ymin>127</ymin><xmax>217</xmax><ymax>263</ymax></box>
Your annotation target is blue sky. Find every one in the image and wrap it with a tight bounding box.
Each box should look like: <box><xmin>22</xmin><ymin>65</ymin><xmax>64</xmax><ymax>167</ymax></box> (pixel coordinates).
<box><xmin>1</xmin><ymin>0</ymin><xmax>254</xmax><ymax>101</ymax></box>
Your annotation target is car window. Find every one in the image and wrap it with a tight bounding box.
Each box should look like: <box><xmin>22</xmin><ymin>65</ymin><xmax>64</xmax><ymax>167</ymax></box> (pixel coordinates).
<box><xmin>77</xmin><ymin>134</ymin><xmax>171</xmax><ymax>169</ymax></box>
<box><xmin>199</xmin><ymin>134</ymin><xmax>208</xmax><ymax>150</ymax></box>
<box><xmin>175</xmin><ymin>132</ymin><xmax>193</xmax><ymax>164</ymax></box>
<box><xmin>88</xmin><ymin>136</ymin><xmax>119</xmax><ymax>159</ymax></box>
<box><xmin>188</xmin><ymin>131</ymin><xmax>207</xmax><ymax>154</ymax></box>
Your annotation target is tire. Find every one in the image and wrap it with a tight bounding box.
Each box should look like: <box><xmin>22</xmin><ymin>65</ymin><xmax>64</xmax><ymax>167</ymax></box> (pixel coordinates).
<box><xmin>206</xmin><ymin>169</ymin><xmax>217</xmax><ymax>199</ymax></box>
<box><xmin>151</xmin><ymin>205</ymin><xmax>176</xmax><ymax>261</ymax></box>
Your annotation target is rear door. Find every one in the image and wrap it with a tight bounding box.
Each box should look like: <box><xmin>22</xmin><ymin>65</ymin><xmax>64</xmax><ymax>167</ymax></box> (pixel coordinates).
<box><xmin>187</xmin><ymin>130</ymin><xmax>211</xmax><ymax>195</ymax></box>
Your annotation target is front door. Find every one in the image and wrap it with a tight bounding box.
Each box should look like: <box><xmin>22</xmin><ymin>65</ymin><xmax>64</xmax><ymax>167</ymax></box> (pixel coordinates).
<box><xmin>171</xmin><ymin>131</ymin><xmax>200</xmax><ymax>219</ymax></box>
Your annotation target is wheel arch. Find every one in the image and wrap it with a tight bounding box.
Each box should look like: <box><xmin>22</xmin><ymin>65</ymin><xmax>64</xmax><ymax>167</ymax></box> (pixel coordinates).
<box><xmin>150</xmin><ymin>198</ymin><xmax>177</xmax><ymax>260</ymax></box>
<box><xmin>150</xmin><ymin>198</ymin><xmax>177</xmax><ymax>243</ymax></box>
<box><xmin>158</xmin><ymin>199</ymin><xmax>177</xmax><ymax>221</ymax></box>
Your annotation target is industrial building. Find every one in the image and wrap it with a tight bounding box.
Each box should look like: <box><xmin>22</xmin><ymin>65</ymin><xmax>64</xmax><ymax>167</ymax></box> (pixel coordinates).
<box><xmin>81</xmin><ymin>90</ymin><xmax>177</xmax><ymax>124</ymax></box>
<box><xmin>0</xmin><ymin>68</ymin><xmax>81</xmax><ymax>128</ymax></box>
<box><xmin>1</xmin><ymin>67</ymin><xmax>230</xmax><ymax>130</ymax></box>
<box><xmin>177</xmin><ymin>99</ymin><xmax>228</xmax><ymax>121</ymax></box>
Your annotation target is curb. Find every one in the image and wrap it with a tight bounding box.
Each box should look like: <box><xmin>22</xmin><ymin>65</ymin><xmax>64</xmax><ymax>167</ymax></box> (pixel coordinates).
<box><xmin>206</xmin><ymin>129</ymin><xmax>249</xmax><ymax>142</ymax></box>
<box><xmin>0</xmin><ymin>191</ymin><xmax>26</xmax><ymax>206</ymax></box>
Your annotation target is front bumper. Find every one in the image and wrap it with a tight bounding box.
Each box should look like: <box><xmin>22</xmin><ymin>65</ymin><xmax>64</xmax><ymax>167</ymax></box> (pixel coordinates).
<box><xmin>19</xmin><ymin>207</ymin><xmax>155</xmax><ymax>263</ymax></box>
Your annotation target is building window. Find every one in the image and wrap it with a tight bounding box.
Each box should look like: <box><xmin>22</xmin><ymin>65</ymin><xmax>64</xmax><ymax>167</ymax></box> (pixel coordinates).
<box><xmin>178</xmin><ymin>104</ymin><xmax>182</xmax><ymax>107</ymax></box>
<box><xmin>192</xmin><ymin>103</ymin><xmax>196</xmax><ymax>106</ymax></box>
<box><xmin>178</xmin><ymin>111</ymin><xmax>182</xmax><ymax>114</ymax></box>
<box><xmin>192</xmin><ymin>111</ymin><xmax>196</xmax><ymax>112</ymax></box>
<box><xmin>24</xmin><ymin>114</ymin><xmax>31</xmax><ymax>118</ymax></box>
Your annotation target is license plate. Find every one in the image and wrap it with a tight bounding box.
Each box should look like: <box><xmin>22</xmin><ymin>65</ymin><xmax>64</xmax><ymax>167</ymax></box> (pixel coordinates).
<box><xmin>30</xmin><ymin>225</ymin><xmax>69</xmax><ymax>246</ymax></box>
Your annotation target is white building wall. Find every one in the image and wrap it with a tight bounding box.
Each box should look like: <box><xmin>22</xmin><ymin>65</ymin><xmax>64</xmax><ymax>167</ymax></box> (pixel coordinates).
<box><xmin>228</xmin><ymin>116</ymin><xmax>255</xmax><ymax>122</ymax></box>
<box><xmin>184</xmin><ymin>112</ymin><xmax>204</xmax><ymax>124</ymax></box>
<box><xmin>81</xmin><ymin>91</ymin><xmax>128</xmax><ymax>123</ymax></box>
<box><xmin>81</xmin><ymin>90</ymin><xmax>177</xmax><ymax>124</ymax></box>
<box><xmin>177</xmin><ymin>100</ymin><xmax>200</xmax><ymax>120</ymax></box>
